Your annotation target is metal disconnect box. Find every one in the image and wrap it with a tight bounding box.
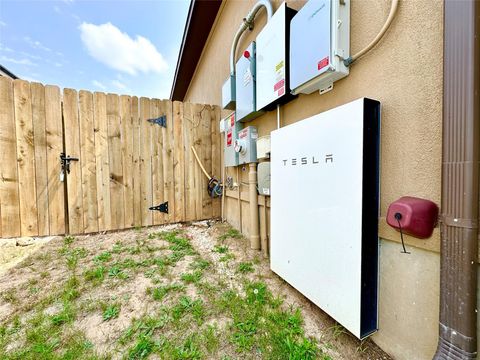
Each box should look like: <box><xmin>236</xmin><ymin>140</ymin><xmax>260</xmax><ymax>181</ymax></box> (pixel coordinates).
<box><xmin>290</xmin><ymin>0</ymin><xmax>350</xmax><ymax>95</ymax></box>
<box><xmin>235</xmin><ymin>126</ymin><xmax>258</xmax><ymax>164</ymax></box>
<box><xmin>235</xmin><ymin>42</ymin><xmax>263</xmax><ymax>122</ymax></box>
<box><xmin>256</xmin><ymin>2</ymin><xmax>297</xmax><ymax>110</ymax></box>
<box><xmin>271</xmin><ymin>98</ymin><xmax>380</xmax><ymax>339</ymax></box>
<box><xmin>224</xmin><ymin>113</ymin><xmax>241</xmax><ymax>167</ymax></box>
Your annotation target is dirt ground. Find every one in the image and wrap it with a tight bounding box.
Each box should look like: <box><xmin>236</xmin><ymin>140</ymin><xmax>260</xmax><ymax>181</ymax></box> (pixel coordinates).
<box><xmin>0</xmin><ymin>221</ymin><xmax>392</xmax><ymax>359</ymax></box>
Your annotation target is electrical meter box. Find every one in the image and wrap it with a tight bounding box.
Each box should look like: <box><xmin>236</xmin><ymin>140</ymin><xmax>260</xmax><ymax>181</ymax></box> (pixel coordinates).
<box><xmin>257</xmin><ymin>162</ymin><xmax>271</xmax><ymax>196</ymax></box>
<box><xmin>290</xmin><ymin>0</ymin><xmax>350</xmax><ymax>95</ymax></box>
<box><xmin>235</xmin><ymin>126</ymin><xmax>258</xmax><ymax>164</ymax></box>
<box><xmin>224</xmin><ymin>113</ymin><xmax>241</xmax><ymax>167</ymax></box>
<box><xmin>235</xmin><ymin>42</ymin><xmax>263</xmax><ymax>122</ymax></box>
<box><xmin>256</xmin><ymin>2</ymin><xmax>297</xmax><ymax>110</ymax></box>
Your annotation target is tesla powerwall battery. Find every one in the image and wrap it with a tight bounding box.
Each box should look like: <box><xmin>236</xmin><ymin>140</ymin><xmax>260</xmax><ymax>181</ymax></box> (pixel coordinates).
<box><xmin>270</xmin><ymin>98</ymin><xmax>380</xmax><ymax>339</ymax></box>
<box><xmin>289</xmin><ymin>0</ymin><xmax>350</xmax><ymax>95</ymax></box>
<box><xmin>256</xmin><ymin>2</ymin><xmax>297</xmax><ymax>110</ymax></box>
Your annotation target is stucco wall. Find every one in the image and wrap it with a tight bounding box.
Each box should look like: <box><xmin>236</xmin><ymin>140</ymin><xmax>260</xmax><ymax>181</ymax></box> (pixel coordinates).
<box><xmin>183</xmin><ymin>0</ymin><xmax>445</xmax><ymax>359</ymax></box>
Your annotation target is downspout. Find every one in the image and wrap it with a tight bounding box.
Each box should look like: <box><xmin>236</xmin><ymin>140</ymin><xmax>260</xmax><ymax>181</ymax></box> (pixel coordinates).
<box><xmin>434</xmin><ymin>1</ymin><xmax>479</xmax><ymax>359</ymax></box>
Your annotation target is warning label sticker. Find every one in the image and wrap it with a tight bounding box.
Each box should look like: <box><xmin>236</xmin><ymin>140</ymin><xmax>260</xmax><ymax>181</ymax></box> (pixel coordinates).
<box><xmin>239</xmin><ymin>129</ymin><xmax>248</xmax><ymax>139</ymax></box>
<box><xmin>317</xmin><ymin>56</ymin><xmax>329</xmax><ymax>71</ymax></box>
<box><xmin>227</xmin><ymin>130</ymin><xmax>233</xmax><ymax>146</ymax></box>
<box><xmin>243</xmin><ymin>68</ymin><xmax>252</xmax><ymax>87</ymax></box>
<box><xmin>230</xmin><ymin>114</ymin><xmax>235</xmax><ymax>127</ymax></box>
<box><xmin>274</xmin><ymin>79</ymin><xmax>285</xmax><ymax>92</ymax></box>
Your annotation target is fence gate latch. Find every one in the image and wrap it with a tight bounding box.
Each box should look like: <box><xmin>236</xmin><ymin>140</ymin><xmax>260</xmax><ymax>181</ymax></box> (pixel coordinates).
<box><xmin>149</xmin><ymin>201</ymin><xmax>168</xmax><ymax>214</ymax></box>
<box><xmin>60</xmin><ymin>152</ymin><xmax>79</xmax><ymax>175</ymax></box>
<box><xmin>147</xmin><ymin>115</ymin><xmax>167</xmax><ymax>127</ymax></box>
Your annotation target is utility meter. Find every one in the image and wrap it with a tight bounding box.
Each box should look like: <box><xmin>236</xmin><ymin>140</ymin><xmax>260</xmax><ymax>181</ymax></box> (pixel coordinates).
<box><xmin>236</xmin><ymin>126</ymin><xmax>258</xmax><ymax>164</ymax></box>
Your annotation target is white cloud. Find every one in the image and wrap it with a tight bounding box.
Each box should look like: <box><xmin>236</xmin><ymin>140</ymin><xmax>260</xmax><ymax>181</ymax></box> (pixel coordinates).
<box><xmin>92</xmin><ymin>80</ymin><xmax>106</xmax><ymax>90</ymax></box>
<box><xmin>53</xmin><ymin>6</ymin><xmax>62</xmax><ymax>14</ymax></box>
<box><xmin>62</xmin><ymin>0</ymin><xmax>74</xmax><ymax>3</ymax></box>
<box><xmin>0</xmin><ymin>43</ymin><xmax>13</xmax><ymax>52</ymax></box>
<box><xmin>0</xmin><ymin>55</ymin><xmax>37</xmax><ymax>66</ymax></box>
<box><xmin>0</xmin><ymin>21</ymin><xmax>6</xmax><ymax>27</ymax></box>
<box><xmin>24</xmin><ymin>36</ymin><xmax>51</xmax><ymax>52</ymax></box>
<box><xmin>112</xmin><ymin>79</ymin><xmax>128</xmax><ymax>91</ymax></box>
<box><xmin>79</xmin><ymin>22</ymin><xmax>168</xmax><ymax>75</ymax></box>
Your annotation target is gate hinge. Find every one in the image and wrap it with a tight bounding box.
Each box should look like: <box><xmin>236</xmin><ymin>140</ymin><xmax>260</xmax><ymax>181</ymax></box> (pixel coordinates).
<box><xmin>147</xmin><ymin>115</ymin><xmax>167</xmax><ymax>127</ymax></box>
<box><xmin>149</xmin><ymin>201</ymin><xmax>168</xmax><ymax>214</ymax></box>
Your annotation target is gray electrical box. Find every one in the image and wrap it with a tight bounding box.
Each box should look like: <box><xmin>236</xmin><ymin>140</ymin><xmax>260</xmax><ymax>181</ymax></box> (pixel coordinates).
<box><xmin>257</xmin><ymin>162</ymin><xmax>270</xmax><ymax>196</ymax></box>
<box><xmin>222</xmin><ymin>74</ymin><xmax>236</xmax><ymax>110</ymax></box>
<box><xmin>224</xmin><ymin>113</ymin><xmax>241</xmax><ymax>167</ymax></box>
<box><xmin>235</xmin><ymin>126</ymin><xmax>258</xmax><ymax>164</ymax></box>
<box><xmin>235</xmin><ymin>42</ymin><xmax>263</xmax><ymax>122</ymax></box>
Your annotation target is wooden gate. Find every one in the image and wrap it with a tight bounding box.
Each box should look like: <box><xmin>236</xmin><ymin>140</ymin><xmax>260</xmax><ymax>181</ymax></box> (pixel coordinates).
<box><xmin>0</xmin><ymin>78</ymin><xmax>221</xmax><ymax>238</ymax></box>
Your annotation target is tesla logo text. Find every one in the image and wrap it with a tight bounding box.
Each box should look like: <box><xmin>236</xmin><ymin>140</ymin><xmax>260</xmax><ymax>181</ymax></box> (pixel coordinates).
<box><xmin>282</xmin><ymin>154</ymin><xmax>334</xmax><ymax>166</ymax></box>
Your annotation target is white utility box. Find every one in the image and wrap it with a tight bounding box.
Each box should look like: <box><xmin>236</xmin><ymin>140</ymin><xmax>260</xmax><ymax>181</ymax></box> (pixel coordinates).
<box><xmin>235</xmin><ymin>126</ymin><xmax>258</xmax><ymax>164</ymax></box>
<box><xmin>257</xmin><ymin>162</ymin><xmax>271</xmax><ymax>196</ymax></box>
<box><xmin>256</xmin><ymin>2</ymin><xmax>297</xmax><ymax>110</ymax></box>
<box><xmin>256</xmin><ymin>135</ymin><xmax>271</xmax><ymax>160</ymax></box>
<box><xmin>224</xmin><ymin>113</ymin><xmax>241</xmax><ymax>167</ymax></box>
<box><xmin>270</xmin><ymin>98</ymin><xmax>380</xmax><ymax>339</ymax></box>
<box><xmin>290</xmin><ymin>0</ymin><xmax>350</xmax><ymax>95</ymax></box>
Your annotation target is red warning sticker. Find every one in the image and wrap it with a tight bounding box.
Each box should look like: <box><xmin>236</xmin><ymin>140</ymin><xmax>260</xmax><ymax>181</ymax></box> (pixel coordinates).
<box><xmin>239</xmin><ymin>129</ymin><xmax>248</xmax><ymax>139</ymax></box>
<box><xmin>274</xmin><ymin>79</ymin><xmax>285</xmax><ymax>92</ymax></box>
<box><xmin>230</xmin><ymin>114</ymin><xmax>235</xmax><ymax>127</ymax></box>
<box><xmin>227</xmin><ymin>130</ymin><xmax>233</xmax><ymax>146</ymax></box>
<box><xmin>277</xmin><ymin>87</ymin><xmax>285</xmax><ymax>97</ymax></box>
<box><xmin>317</xmin><ymin>56</ymin><xmax>329</xmax><ymax>70</ymax></box>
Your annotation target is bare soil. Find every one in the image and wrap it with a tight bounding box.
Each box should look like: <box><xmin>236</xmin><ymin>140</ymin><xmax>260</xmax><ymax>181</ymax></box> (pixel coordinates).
<box><xmin>0</xmin><ymin>221</ymin><xmax>392</xmax><ymax>360</ymax></box>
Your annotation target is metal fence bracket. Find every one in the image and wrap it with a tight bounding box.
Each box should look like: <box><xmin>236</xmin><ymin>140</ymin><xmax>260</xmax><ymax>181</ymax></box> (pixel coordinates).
<box><xmin>147</xmin><ymin>115</ymin><xmax>167</xmax><ymax>127</ymax></box>
<box><xmin>149</xmin><ymin>201</ymin><xmax>168</xmax><ymax>214</ymax></box>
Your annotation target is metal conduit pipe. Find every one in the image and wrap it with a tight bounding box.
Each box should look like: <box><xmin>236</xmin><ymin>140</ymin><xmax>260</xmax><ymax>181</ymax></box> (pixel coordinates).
<box><xmin>229</xmin><ymin>0</ymin><xmax>273</xmax><ymax>75</ymax></box>
<box><xmin>433</xmin><ymin>1</ymin><xmax>479</xmax><ymax>359</ymax></box>
<box><xmin>249</xmin><ymin>163</ymin><xmax>260</xmax><ymax>250</ymax></box>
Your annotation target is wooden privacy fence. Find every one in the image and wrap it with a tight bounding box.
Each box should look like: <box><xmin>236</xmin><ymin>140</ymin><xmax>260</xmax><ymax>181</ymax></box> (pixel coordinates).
<box><xmin>0</xmin><ymin>78</ymin><xmax>221</xmax><ymax>238</ymax></box>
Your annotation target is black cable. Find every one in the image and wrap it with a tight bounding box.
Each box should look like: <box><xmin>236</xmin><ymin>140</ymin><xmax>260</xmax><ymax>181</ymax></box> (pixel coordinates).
<box><xmin>394</xmin><ymin>213</ymin><xmax>410</xmax><ymax>254</ymax></box>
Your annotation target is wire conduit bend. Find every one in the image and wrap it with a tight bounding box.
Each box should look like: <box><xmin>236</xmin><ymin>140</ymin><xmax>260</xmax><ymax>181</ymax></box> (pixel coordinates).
<box><xmin>343</xmin><ymin>0</ymin><xmax>399</xmax><ymax>66</ymax></box>
<box><xmin>229</xmin><ymin>0</ymin><xmax>273</xmax><ymax>76</ymax></box>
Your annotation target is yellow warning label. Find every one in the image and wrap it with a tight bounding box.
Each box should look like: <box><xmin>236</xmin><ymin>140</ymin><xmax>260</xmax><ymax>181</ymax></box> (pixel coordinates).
<box><xmin>275</xmin><ymin>60</ymin><xmax>285</xmax><ymax>72</ymax></box>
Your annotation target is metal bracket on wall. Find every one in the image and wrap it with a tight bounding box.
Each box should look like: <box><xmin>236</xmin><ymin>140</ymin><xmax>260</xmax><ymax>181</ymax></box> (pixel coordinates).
<box><xmin>147</xmin><ymin>115</ymin><xmax>167</xmax><ymax>127</ymax></box>
<box><xmin>149</xmin><ymin>202</ymin><xmax>168</xmax><ymax>214</ymax></box>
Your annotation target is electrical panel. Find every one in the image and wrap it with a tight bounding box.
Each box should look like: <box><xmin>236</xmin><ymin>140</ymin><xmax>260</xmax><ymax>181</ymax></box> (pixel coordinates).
<box><xmin>290</xmin><ymin>0</ymin><xmax>350</xmax><ymax>95</ymax></box>
<box><xmin>235</xmin><ymin>42</ymin><xmax>263</xmax><ymax>122</ymax></box>
<box><xmin>256</xmin><ymin>2</ymin><xmax>297</xmax><ymax>110</ymax></box>
<box><xmin>270</xmin><ymin>98</ymin><xmax>380</xmax><ymax>339</ymax></box>
<box><xmin>224</xmin><ymin>113</ymin><xmax>241</xmax><ymax>167</ymax></box>
<box><xmin>235</xmin><ymin>126</ymin><xmax>258</xmax><ymax>164</ymax></box>
<box><xmin>257</xmin><ymin>162</ymin><xmax>271</xmax><ymax>196</ymax></box>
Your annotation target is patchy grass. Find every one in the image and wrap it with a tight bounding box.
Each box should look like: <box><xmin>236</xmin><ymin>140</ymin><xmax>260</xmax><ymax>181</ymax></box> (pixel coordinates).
<box><xmin>0</xmin><ymin>222</ymin><xmax>381</xmax><ymax>360</ymax></box>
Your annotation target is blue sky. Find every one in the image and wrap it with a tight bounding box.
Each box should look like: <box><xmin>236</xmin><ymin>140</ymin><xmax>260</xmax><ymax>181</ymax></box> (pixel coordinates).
<box><xmin>0</xmin><ymin>0</ymin><xmax>190</xmax><ymax>98</ymax></box>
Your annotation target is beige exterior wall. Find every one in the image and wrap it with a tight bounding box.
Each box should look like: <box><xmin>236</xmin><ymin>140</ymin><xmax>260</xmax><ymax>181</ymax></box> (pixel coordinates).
<box><xmin>183</xmin><ymin>0</ymin><xmax>450</xmax><ymax>359</ymax></box>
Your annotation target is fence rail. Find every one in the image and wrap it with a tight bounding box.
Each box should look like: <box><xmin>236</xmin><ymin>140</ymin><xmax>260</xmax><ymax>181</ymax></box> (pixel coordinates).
<box><xmin>0</xmin><ymin>78</ymin><xmax>221</xmax><ymax>238</ymax></box>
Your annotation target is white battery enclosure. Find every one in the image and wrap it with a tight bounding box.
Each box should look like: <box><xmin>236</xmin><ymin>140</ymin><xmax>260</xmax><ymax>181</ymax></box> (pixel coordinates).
<box><xmin>290</xmin><ymin>0</ymin><xmax>350</xmax><ymax>95</ymax></box>
<box><xmin>235</xmin><ymin>126</ymin><xmax>258</xmax><ymax>164</ymax></box>
<box><xmin>224</xmin><ymin>113</ymin><xmax>241</xmax><ymax>167</ymax></box>
<box><xmin>256</xmin><ymin>2</ymin><xmax>297</xmax><ymax>110</ymax></box>
<box><xmin>270</xmin><ymin>98</ymin><xmax>380</xmax><ymax>339</ymax></box>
